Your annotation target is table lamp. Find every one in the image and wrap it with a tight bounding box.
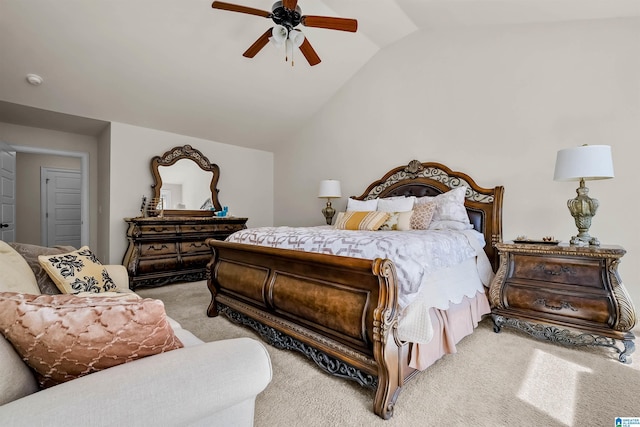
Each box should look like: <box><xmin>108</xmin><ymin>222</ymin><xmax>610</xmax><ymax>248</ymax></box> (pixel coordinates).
<box><xmin>318</xmin><ymin>180</ymin><xmax>341</xmax><ymax>225</ymax></box>
<box><xmin>553</xmin><ymin>144</ymin><xmax>614</xmax><ymax>246</ymax></box>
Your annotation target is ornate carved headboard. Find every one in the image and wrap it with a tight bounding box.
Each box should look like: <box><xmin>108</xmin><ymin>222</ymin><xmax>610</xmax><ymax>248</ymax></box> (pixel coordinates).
<box><xmin>354</xmin><ymin>160</ymin><xmax>504</xmax><ymax>271</ymax></box>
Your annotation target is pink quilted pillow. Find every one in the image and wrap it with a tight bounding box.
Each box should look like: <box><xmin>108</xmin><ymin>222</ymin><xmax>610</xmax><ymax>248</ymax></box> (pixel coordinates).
<box><xmin>0</xmin><ymin>292</ymin><xmax>183</xmax><ymax>388</ymax></box>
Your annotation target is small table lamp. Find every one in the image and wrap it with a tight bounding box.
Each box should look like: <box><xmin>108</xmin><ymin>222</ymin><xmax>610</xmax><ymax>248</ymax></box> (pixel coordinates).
<box><xmin>318</xmin><ymin>180</ymin><xmax>341</xmax><ymax>225</ymax></box>
<box><xmin>553</xmin><ymin>144</ymin><xmax>614</xmax><ymax>246</ymax></box>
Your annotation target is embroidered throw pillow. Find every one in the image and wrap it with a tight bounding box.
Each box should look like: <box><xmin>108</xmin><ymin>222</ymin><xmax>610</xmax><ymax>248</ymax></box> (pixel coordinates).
<box><xmin>38</xmin><ymin>246</ymin><xmax>122</xmax><ymax>294</ymax></box>
<box><xmin>410</xmin><ymin>202</ymin><xmax>437</xmax><ymax>229</ymax></box>
<box><xmin>379</xmin><ymin>211</ymin><xmax>413</xmax><ymax>231</ymax></box>
<box><xmin>0</xmin><ymin>292</ymin><xmax>183</xmax><ymax>389</ymax></box>
<box><xmin>346</xmin><ymin>198</ymin><xmax>378</xmax><ymax>212</ymax></box>
<box><xmin>334</xmin><ymin>211</ymin><xmax>390</xmax><ymax>231</ymax></box>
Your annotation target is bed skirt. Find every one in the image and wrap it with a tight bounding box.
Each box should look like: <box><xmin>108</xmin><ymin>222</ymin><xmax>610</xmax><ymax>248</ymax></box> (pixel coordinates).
<box><xmin>409</xmin><ymin>290</ymin><xmax>490</xmax><ymax>370</ymax></box>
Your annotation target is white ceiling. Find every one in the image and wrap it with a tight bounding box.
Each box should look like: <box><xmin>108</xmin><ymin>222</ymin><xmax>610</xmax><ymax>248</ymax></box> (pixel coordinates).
<box><xmin>1</xmin><ymin>0</ymin><xmax>638</xmax><ymax>150</ymax></box>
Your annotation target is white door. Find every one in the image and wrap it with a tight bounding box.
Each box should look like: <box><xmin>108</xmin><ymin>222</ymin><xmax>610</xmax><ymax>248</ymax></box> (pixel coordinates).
<box><xmin>42</xmin><ymin>168</ymin><xmax>82</xmax><ymax>248</ymax></box>
<box><xmin>0</xmin><ymin>142</ymin><xmax>16</xmax><ymax>242</ymax></box>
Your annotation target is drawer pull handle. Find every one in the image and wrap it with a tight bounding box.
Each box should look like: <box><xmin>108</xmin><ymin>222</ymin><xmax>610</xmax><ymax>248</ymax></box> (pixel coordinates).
<box><xmin>150</xmin><ymin>227</ymin><xmax>169</xmax><ymax>232</ymax></box>
<box><xmin>148</xmin><ymin>244</ymin><xmax>169</xmax><ymax>251</ymax></box>
<box><xmin>534</xmin><ymin>264</ymin><xmax>575</xmax><ymax>276</ymax></box>
<box><xmin>534</xmin><ymin>298</ymin><xmax>578</xmax><ymax>312</ymax></box>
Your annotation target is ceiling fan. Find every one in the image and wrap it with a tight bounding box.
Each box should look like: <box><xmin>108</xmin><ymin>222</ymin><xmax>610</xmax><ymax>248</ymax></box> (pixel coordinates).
<box><xmin>211</xmin><ymin>0</ymin><xmax>358</xmax><ymax>66</ymax></box>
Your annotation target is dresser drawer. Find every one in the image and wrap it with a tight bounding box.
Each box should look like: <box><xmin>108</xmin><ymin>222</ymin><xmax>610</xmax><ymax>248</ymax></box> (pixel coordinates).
<box><xmin>138</xmin><ymin>257</ymin><xmax>179</xmax><ymax>274</ymax></box>
<box><xmin>510</xmin><ymin>254</ymin><xmax>604</xmax><ymax>289</ymax></box>
<box><xmin>180</xmin><ymin>240</ymin><xmax>212</xmax><ymax>255</ymax></box>
<box><xmin>137</xmin><ymin>224</ymin><xmax>178</xmax><ymax>236</ymax></box>
<box><xmin>139</xmin><ymin>242</ymin><xmax>178</xmax><ymax>257</ymax></box>
<box><xmin>503</xmin><ymin>284</ymin><xmax>612</xmax><ymax>325</ymax></box>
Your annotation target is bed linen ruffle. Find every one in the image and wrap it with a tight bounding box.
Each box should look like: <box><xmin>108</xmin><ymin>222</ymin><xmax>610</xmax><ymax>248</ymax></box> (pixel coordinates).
<box><xmin>409</xmin><ymin>291</ymin><xmax>490</xmax><ymax>370</ymax></box>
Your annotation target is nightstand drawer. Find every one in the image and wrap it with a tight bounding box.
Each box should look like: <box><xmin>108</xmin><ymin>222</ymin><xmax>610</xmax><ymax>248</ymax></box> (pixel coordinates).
<box><xmin>511</xmin><ymin>254</ymin><xmax>604</xmax><ymax>288</ymax></box>
<box><xmin>504</xmin><ymin>285</ymin><xmax>612</xmax><ymax>324</ymax></box>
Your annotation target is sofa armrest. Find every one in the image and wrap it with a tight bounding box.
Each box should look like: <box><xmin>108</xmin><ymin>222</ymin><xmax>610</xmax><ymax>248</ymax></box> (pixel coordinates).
<box><xmin>0</xmin><ymin>338</ymin><xmax>272</xmax><ymax>427</ymax></box>
<box><xmin>103</xmin><ymin>264</ymin><xmax>131</xmax><ymax>291</ymax></box>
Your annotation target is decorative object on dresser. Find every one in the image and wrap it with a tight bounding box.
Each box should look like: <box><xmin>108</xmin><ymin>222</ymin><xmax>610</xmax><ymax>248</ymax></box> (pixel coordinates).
<box><xmin>317</xmin><ymin>179</ymin><xmax>341</xmax><ymax>224</ymax></box>
<box><xmin>553</xmin><ymin>144</ymin><xmax>614</xmax><ymax>246</ymax></box>
<box><xmin>122</xmin><ymin>145</ymin><xmax>248</xmax><ymax>289</ymax></box>
<box><xmin>489</xmin><ymin>242</ymin><xmax>636</xmax><ymax>363</ymax></box>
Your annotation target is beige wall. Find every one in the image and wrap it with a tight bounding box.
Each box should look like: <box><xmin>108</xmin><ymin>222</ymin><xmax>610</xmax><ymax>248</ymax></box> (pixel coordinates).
<box><xmin>107</xmin><ymin>122</ymin><xmax>274</xmax><ymax>264</ymax></box>
<box><xmin>0</xmin><ymin>122</ymin><xmax>99</xmax><ymax>251</ymax></box>
<box><xmin>274</xmin><ymin>18</ymin><xmax>640</xmax><ymax>306</ymax></box>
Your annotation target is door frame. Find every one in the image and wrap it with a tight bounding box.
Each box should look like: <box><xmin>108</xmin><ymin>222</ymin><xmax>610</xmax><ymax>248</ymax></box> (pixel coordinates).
<box><xmin>12</xmin><ymin>145</ymin><xmax>89</xmax><ymax>247</ymax></box>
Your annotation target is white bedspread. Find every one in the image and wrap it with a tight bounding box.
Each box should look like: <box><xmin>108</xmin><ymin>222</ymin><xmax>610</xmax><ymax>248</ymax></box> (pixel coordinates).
<box><xmin>226</xmin><ymin>226</ymin><xmax>491</xmax><ymax>315</ymax></box>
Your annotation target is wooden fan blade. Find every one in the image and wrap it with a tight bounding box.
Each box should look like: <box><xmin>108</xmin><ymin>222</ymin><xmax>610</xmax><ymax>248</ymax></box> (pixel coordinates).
<box><xmin>243</xmin><ymin>28</ymin><xmax>273</xmax><ymax>58</ymax></box>
<box><xmin>212</xmin><ymin>1</ymin><xmax>271</xmax><ymax>18</ymax></box>
<box><xmin>301</xmin><ymin>15</ymin><xmax>357</xmax><ymax>32</ymax></box>
<box><xmin>299</xmin><ymin>38</ymin><xmax>321</xmax><ymax>66</ymax></box>
<box><xmin>283</xmin><ymin>0</ymin><xmax>298</xmax><ymax>10</ymax></box>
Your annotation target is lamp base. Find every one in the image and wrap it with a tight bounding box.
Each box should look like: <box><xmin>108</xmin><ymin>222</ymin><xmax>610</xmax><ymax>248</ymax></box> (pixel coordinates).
<box><xmin>567</xmin><ymin>178</ymin><xmax>600</xmax><ymax>247</ymax></box>
<box><xmin>570</xmin><ymin>234</ymin><xmax>600</xmax><ymax>247</ymax></box>
<box><xmin>322</xmin><ymin>200</ymin><xmax>336</xmax><ymax>225</ymax></box>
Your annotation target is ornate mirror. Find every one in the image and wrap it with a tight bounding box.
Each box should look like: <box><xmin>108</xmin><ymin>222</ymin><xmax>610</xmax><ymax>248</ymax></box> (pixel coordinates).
<box><xmin>149</xmin><ymin>145</ymin><xmax>222</xmax><ymax>216</ymax></box>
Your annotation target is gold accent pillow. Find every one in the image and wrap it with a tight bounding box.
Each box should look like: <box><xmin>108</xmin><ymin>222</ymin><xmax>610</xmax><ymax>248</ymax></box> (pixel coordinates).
<box><xmin>0</xmin><ymin>292</ymin><xmax>183</xmax><ymax>388</ymax></box>
<box><xmin>334</xmin><ymin>211</ymin><xmax>390</xmax><ymax>231</ymax></box>
<box><xmin>38</xmin><ymin>246</ymin><xmax>123</xmax><ymax>294</ymax></box>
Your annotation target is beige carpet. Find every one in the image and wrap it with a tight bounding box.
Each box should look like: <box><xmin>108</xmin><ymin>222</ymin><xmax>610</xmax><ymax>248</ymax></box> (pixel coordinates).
<box><xmin>138</xmin><ymin>281</ymin><xmax>640</xmax><ymax>427</ymax></box>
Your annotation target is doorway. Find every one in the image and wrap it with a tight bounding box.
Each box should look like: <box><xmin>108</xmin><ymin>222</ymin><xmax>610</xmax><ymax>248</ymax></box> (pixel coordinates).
<box><xmin>41</xmin><ymin>167</ymin><xmax>82</xmax><ymax>248</ymax></box>
<box><xmin>0</xmin><ymin>141</ymin><xmax>16</xmax><ymax>242</ymax></box>
<box><xmin>12</xmin><ymin>145</ymin><xmax>89</xmax><ymax>247</ymax></box>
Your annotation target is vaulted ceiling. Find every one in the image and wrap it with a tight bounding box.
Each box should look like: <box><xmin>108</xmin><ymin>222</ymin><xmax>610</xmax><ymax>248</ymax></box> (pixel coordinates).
<box><xmin>1</xmin><ymin>0</ymin><xmax>638</xmax><ymax>150</ymax></box>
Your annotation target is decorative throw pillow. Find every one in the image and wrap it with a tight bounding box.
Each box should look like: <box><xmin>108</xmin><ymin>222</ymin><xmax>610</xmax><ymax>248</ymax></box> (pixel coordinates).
<box><xmin>8</xmin><ymin>242</ymin><xmax>76</xmax><ymax>295</ymax></box>
<box><xmin>38</xmin><ymin>246</ymin><xmax>122</xmax><ymax>294</ymax></box>
<box><xmin>379</xmin><ymin>211</ymin><xmax>413</xmax><ymax>231</ymax></box>
<box><xmin>416</xmin><ymin>186</ymin><xmax>470</xmax><ymax>226</ymax></box>
<box><xmin>0</xmin><ymin>241</ymin><xmax>41</xmax><ymax>295</ymax></box>
<box><xmin>410</xmin><ymin>202</ymin><xmax>437</xmax><ymax>230</ymax></box>
<box><xmin>377</xmin><ymin>196</ymin><xmax>415</xmax><ymax>213</ymax></box>
<box><xmin>346</xmin><ymin>198</ymin><xmax>378</xmax><ymax>212</ymax></box>
<box><xmin>334</xmin><ymin>211</ymin><xmax>390</xmax><ymax>231</ymax></box>
<box><xmin>0</xmin><ymin>292</ymin><xmax>183</xmax><ymax>389</ymax></box>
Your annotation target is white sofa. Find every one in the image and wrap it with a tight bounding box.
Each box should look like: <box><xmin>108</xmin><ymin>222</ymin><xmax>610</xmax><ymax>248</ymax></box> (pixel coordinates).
<box><xmin>0</xmin><ymin>241</ymin><xmax>272</xmax><ymax>426</ymax></box>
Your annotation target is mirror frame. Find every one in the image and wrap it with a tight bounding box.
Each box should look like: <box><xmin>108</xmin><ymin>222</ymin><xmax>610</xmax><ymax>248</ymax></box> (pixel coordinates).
<box><xmin>150</xmin><ymin>145</ymin><xmax>222</xmax><ymax>216</ymax></box>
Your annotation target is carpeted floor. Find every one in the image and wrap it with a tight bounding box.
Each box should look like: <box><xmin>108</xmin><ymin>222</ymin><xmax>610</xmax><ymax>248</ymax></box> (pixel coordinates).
<box><xmin>138</xmin><ymin>281</ymin><xmax>640</xmax><ymax>427</ymax></box>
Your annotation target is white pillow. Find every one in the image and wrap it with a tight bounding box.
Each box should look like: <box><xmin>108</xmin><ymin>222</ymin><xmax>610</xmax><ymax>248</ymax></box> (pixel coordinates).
<box><xmin>377</xmin><ymin>196</ymin><xmax>415</xmax><ymax>213</ymax></box>
<box><xmin>429</xmin><ymin>220</ymin><xmax>474</xmax><ymax>231</ymax></box>
<box><xmin>0</xmin><ymin>241</ymin><xmax>40</xmax><ymax>295</ymax></box>
<box><xmin>416</xmin><ymin>187</ymin><xmax>469</xmax><ymax>226</ymax></box>
<box><xmin>346</xmin><ymin>198</ymin><xmax>378</xmax><ymax>211</ymax></box>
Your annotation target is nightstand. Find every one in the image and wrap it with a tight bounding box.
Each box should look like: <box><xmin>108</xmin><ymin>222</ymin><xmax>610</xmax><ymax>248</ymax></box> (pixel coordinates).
<box><xmin>488</xmin><ymin>242</ymin><xmax>636</xmax><ymax>363</ymax></box>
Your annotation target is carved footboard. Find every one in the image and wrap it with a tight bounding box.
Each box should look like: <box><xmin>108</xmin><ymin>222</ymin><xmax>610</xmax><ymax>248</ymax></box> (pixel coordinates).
<box><xmin>206</xmin><ymin>239</ymin><xmax>411</xmax><ymax>419</ymax></box>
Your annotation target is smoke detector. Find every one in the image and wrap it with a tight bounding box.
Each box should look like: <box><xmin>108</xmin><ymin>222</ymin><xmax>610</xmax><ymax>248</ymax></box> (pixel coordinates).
<box><xmin>26</xmin><ymin>74</ymin><xmax>43</xmax><ymax>86</ymax></box>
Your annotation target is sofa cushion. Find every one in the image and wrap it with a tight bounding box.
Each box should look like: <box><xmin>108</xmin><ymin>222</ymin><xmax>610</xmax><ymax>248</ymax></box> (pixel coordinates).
<box><xmin>0</xmin><ymin>334</ymin><xmax>39</xmax><ymax>405</ymax></box>
<box><xmin>8</xmin><ymin>242</ymin><xmax>76</xmax><ymax>295</ymax></box>
<box><xmin>0</xmin><ymin>292</ymin><xmax>183</xmax><ymax>388</ymax></box>
<box><xmin>0</xmin><ymin>241</ymin><xmax>40</xmax><ymax>295</ymax></box>
<box><xmin>38</xmin><ymin>246</ymin><xmax>126</xmax><ymax>294</ymax></box>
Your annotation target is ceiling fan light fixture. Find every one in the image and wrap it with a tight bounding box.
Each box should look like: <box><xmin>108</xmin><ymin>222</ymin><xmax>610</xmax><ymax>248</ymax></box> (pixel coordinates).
<box><xmin>288</xmin><ymin>29</ymin><xmax>304</xmax><ymax>48</ymax></box>
<box><xmin>271</xmin><ymin>24</ymin><xmax>288</xmax><ymax>44</ymax></box>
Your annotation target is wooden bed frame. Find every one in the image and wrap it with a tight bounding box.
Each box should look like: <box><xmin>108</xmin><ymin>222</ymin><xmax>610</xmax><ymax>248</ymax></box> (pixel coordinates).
<box><xmin>206</xmin><ymin>160</ymin><xmax>504</xmax><ymax>419</ymax></box>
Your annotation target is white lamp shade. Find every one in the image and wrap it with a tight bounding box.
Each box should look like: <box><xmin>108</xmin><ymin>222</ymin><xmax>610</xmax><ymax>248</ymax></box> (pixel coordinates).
<box><xmin>318</xmin><ymin>180</ymin><xmax>341</xmax><ymax>198</ymax></box>
<box><xmin>553</xmin><ymin>145</ymin><xmax>614</xmax><ymax>181</ymax></box>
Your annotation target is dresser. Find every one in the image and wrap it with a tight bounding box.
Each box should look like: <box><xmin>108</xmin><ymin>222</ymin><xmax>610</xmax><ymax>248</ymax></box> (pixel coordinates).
<box><xmin>488</xmin><ymin>242</ymin><xmax>636</xmax><ymax>362</ymax></box>
<box><xmin>122</xmin><ymin>216</ymin><xmax>247</xmax><ymax>289</ymax></box>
